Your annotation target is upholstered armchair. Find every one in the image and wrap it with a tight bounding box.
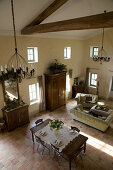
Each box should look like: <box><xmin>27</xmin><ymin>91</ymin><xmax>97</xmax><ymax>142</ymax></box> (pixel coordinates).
<box><xmin>75</xmin><ymin>93</ymin><xmax>98</xmax><ymax>108</ymax></box>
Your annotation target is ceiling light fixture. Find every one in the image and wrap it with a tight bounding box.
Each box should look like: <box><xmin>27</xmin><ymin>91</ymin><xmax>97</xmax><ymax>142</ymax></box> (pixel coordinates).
<box><xmin>0</xmin><ymin>0</ymin><xmax>35</xmax><ymax>82</ymax></box>
<box><xmin>93</xmin><ymin>11</ymin><xmax>110</xmax><ymax>64</ymax></box>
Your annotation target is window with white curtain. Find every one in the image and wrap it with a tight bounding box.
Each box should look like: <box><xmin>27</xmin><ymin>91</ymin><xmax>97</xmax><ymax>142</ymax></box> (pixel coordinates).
<box><xmin>29</xmin><ymin>83</ymin><xmax>39</xmax><ymax>104</ymax></box>
<box><xmin>64</xmin><ymin>47</ymin><xmax>71</xmax><ymax>59</ymax></box>
<box><xmin>66</xmin><ymin>74</ymin><xmax>70</xmax><ymax>92</ymax></box>
<box><xmin>27</xmin><ymin>47</ymin><xmax>38</xmax><ymax>63</ymax></box>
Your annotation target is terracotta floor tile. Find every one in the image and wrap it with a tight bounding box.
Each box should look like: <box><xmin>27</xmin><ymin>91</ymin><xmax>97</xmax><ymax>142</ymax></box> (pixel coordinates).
<box><xmin>0</xmin><ymin>99</ymin><xmax>113</xmax><ymax>170</ymax></box>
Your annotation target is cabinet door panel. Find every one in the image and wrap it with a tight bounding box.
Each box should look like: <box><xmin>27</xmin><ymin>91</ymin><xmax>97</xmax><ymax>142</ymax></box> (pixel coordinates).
<box><xmin>6</xmin><ymin>111</ymin><xmax>19</xmax><ymax>131</ymax></box>
<box><xmin>52</xmin><ymin>79</ymin><xmax>59</xmax><ymax>109</ymax></box>
<box><xmin>58</xmin><ymin>76</ymin><xmax>66</xmax><ymax>106</ymax></box>
<box><xmin>18</xmin><ymin>107</ymin><xmax>29</xmax><ymax>126</ymax></box>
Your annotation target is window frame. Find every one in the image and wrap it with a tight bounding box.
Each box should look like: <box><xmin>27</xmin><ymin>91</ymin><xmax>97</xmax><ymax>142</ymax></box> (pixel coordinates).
<box><xmin>27</xmin><ymin>47</ymin><xmax>38</xmax><ymax>63</ymax></box>
<box><xmin>89</xmin><ymin>73</ymin><xmax>97</xmax><ymax>87</ymax></box>
<box><xmin>93</xmin><ymin>47</ymin><xmax>98</xmax><ymax>57</ymax></box>
<box><xmin>29</xmin><ymin>83</ymin><xmax>39</xmax><ymax>104</ymax></box>
<box><xmin>90</xmin><ymin>46</ymin><xmax>98</xmax><ymax>58</ymax></box>
<box><xmin>64</xmin><ymin>47</ymin><xmax>71</xmax><ymax>59</ymax></box>
<box><xmin>27</xmin><ymin>47</ymin><xmax>35</xmax><ymax>62</ymax></box>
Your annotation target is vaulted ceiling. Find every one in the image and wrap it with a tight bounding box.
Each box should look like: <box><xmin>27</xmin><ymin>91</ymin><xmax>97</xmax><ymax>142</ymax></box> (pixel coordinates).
<box><xmin>0</xmin><ymin>0</ymin><xmax>113</xmax><ymax>39</ymax></box>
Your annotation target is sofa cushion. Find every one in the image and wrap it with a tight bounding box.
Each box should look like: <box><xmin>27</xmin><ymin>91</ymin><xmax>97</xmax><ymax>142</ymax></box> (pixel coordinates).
<box><xmin>74</xmin><ymin>104</ymin><xmax>83</xmax><ymax>111</ymax></box>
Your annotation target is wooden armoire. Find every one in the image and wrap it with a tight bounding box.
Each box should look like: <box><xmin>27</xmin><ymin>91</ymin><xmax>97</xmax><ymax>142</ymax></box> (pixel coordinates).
<box><xmin>45</xmin><ymin>72</ymin><xmax>66</xmax><ymax>111</ymax></box>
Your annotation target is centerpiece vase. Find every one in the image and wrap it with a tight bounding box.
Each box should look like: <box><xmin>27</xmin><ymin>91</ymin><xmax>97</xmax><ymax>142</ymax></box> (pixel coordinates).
<box><xmin>54</xmin><ymin>129</ymin><xmax>59</xmax><ymax>136</ymax></box>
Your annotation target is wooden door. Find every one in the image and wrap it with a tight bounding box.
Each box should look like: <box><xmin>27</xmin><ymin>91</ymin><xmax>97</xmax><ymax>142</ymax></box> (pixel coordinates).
<box><xmin>58</xmin><ymin>75</ymin><xmax>66</xmax><ymax>106</ymax></box>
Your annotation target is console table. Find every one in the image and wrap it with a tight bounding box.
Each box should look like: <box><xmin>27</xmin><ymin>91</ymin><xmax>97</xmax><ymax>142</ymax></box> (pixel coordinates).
<box><xmin>72</xmin><ymin>85</ymin><xmax>84</xmax><ymax>98</ymax></box>
<box><xmin>2</xmin><ymin>104</ymin><xmax>29</xmax><ymax>131</ymax></box>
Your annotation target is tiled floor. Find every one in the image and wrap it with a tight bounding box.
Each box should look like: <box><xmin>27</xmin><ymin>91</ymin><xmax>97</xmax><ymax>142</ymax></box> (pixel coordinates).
<box><xmin>0</xmin><ymin>99</ymin><xmax>113</xmax><ymax>170</ymax></box>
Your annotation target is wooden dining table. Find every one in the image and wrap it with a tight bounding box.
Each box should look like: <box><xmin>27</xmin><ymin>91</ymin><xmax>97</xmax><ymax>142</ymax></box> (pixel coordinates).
<box><xmin>31</xmin><ymin>119</ymin><xmax>88</xmax><ymax>170</ymax></box>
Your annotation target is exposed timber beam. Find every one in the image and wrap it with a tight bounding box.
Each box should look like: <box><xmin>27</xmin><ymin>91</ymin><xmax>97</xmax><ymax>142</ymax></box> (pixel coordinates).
<box><xmin>21</xmin><ymin>11</ymin><xmax>113</xmax><ymax>35</ymax></box>
<box><xmin>26</xmin><ymin>0</ymin><xmax>69</xmax><ymax>27</ymax></box>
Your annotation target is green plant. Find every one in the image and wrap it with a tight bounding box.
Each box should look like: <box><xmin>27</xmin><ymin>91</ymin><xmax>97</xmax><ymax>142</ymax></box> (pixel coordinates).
<box><xmin>79</xmin><ymin>80</ymin><xmax>84</xmax><ymax>86</ymax></box>
<box><xmin>3</xmin><ymin>95</ymin><xmax>24</xmax><ymax>111</ymax></box>
<box><xmin>47</xmin><ymin>59</ymin><xmax>67</xmax><ymax>74</ymax></box>
<box><xmin>49</xmin><ymin>119</ymin><xmax>64</xmax><ymax>130</ymax></box>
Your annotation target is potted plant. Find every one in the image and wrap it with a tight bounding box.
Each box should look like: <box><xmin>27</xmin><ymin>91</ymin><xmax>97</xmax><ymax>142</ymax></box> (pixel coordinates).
<box><xmin>49</xmin><ymin>119</ymin><xmax>64</xmax><ymax>135</ymax></box>
<box><xmin>47</xmin><ymin>59</ymin><xmax>67</xmax><ymax>74</ymax></box>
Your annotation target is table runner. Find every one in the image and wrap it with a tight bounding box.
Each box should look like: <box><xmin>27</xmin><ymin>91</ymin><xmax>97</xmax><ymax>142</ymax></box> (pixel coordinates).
<box><xmin>35</xmin><ymin>124</ymin><xmax>79</xmax><ymax>152</ymax></box>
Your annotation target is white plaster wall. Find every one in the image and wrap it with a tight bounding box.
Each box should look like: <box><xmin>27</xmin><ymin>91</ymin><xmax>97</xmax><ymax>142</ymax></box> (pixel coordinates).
<box><xmin>0</xmin><ymin>35</ymin><xmax>84</xmax><ymax>117</ymax></box>
<box><xmin>82</xmin><ymin>29</ymin><xmax>113</xmax><ymax>100</ymax></box>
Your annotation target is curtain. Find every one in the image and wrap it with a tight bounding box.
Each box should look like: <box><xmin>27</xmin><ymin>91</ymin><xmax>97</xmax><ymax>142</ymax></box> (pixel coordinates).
<box><xmin>37</xmin><ymin>75</ymin><xmax>45</xmax><ymax>112</ymax></box>
<box><xmin>84</xmin><ymin>67</ymin><xmax>90</xmax><ymax>93</ymax></box>
<box><xmin>108</xmin><ymin>76</ymin><xmax>113</xmax><ymax>99</ymax></box>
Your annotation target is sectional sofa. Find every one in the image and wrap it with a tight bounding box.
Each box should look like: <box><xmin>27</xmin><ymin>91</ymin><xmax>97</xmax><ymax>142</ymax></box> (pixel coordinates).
<box><xmin>70</xmin><ymin>93</ymin><xmax>113</xmax><ymax>132</ymax></box>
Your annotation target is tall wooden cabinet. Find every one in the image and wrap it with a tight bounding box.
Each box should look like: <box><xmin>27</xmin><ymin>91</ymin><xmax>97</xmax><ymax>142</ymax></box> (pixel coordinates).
<box><xmin>45</xmin><ymin>72</ymin><xmax>66</xmax><ymax>111</ymax></box>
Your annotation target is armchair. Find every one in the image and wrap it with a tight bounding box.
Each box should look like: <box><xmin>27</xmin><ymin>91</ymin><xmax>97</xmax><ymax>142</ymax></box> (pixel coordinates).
<box><xmin>75</xmin><ymin>93</ymin><xmax>98</xmax><ymax>108</ymax></box>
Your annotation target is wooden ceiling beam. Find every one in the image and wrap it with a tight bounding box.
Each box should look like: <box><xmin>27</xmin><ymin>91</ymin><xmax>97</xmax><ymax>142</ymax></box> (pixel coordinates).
<box><xmin>21</xmin><ymin>11</ymin><xmax>113</xmax><ymax>35</ymax></box>
<box><xmin>26</xmin><ymin>0</ymin><xmax>69</xmax><ymax>27</ymax></box>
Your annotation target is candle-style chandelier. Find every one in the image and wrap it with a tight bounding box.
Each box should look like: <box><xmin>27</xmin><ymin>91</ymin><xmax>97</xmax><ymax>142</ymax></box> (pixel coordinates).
<box><xmin>93</xmin><ymin>11</ymin><xmax>110</xmax><ymax>64</ymax></box>
<box><xmin>0</xmin><ymin>0</ymin><xmax>35</xmax><ymax>82</ymax></box>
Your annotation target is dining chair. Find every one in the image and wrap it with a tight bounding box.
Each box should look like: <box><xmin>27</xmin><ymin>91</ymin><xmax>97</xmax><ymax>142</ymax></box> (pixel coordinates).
<box><xmin>51</xmin><ymin>143</ymin><xmax>66</xmax><ymax>165</ymax></box>
<box><xmin>35</xmin><ymin>119</ymin><xmax>43</xmax><ymax>126</ymax></box>
<box><xmin>35</xmin><ymin>136</ymin><xmax>50</xmax><ymax>155</ymax></box>
<box><xmin>71</xmin><ymin>126</ymin><xmax>80</xmax><ymax>133</ymax></box>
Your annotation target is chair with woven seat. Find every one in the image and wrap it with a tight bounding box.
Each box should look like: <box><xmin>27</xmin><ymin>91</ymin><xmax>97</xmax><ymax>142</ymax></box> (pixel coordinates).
<box><xmin>71</xmin><ymin>126</ymin><xmax>80</xmax><ymax>133</ymax></box>
<box><xmin>35</xmin><ymin>119</ymin><xmax>43</xmax><ymax>126</ymax></box>
<box><xmin>51</xmin><ymin>143</ymin><xmax>68</xmax><ymax>166</ymax></box>
<box><xmin>51</xmin><ymin>144</ymin><xmax>63</xmax><ymax>164</ymax></box>
<box><xmin>35</xmin><ymin>136</ymin><xmax>50</xmax><ymax>155</ymax></box>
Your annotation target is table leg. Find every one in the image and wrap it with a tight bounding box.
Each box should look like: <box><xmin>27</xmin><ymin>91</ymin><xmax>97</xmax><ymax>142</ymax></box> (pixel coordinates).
<box><xmin>69</xmin><ymin>159</ymin><xmax>71</xmax><ymax>170</ymax></box>
<box><xmin>31</xmin><ymin>131</ymin><xmax>34</xmax><ymax>142</ymax></box>
<box><xmin>84</xmin><ymin>142</ymin><xmax>86</xmax><ymax>153</ymax></box>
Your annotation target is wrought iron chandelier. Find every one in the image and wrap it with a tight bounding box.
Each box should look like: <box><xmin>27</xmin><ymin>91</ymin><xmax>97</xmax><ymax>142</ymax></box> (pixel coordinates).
<box><xmin>93</xmin><ymin>11</ymin><xmax>110</xmax><ymax>64</ymax></box>
<box><xmin>0</xmin><ymin>0</ymin><xmax>35</xmax><ymax>82</ymax></box>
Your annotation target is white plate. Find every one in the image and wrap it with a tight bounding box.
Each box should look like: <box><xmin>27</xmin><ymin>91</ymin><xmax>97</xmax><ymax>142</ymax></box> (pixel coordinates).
<box><xmin>54</xmin><ymin>140</ymin><xmax>63</xmax><ymax>147</ymax></box>
<box><xmin>70</xmin><ymin>130</ymin><xmax>77</xmax><ymax>135</ymax></box>
<box><xmin>39</xmin><ymin>131</ymin><xmax>47</xmax><ymax>136</ymax></box>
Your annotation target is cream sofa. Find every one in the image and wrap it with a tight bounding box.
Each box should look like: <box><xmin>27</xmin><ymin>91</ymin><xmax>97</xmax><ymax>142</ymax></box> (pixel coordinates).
<box><xmin>70</xmin><ymin>104</ymin><xmax>113</xmax><ymax>132</ymax></box>
<box><xmin>75</xmin><ymin>93</ymin><xmax>98</xmax><ymax>108</ymax></box>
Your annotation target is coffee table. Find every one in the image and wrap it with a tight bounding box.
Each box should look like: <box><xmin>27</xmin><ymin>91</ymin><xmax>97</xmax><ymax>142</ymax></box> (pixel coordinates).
<box><xmin>90</xmin><ymin>105</ymin><xmax>112</xmax><ymax>117</ymax></box>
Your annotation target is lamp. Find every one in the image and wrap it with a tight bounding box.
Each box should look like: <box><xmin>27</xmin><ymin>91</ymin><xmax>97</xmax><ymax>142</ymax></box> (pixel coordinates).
<box><xmin>0</xmin><ymin>0</ymin><xmax>35</xmax><ymax>82</ymax></box>
<box><xmin>93</xmin><ymin>11</ymin><xmax>110</xmax><ymax>64</ymax></box>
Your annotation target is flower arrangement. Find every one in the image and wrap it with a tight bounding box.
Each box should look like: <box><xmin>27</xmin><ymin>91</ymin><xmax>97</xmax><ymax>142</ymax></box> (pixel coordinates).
<box><xmin>49</xmin><ymin>119</ymin><xmax>64</xmax><ymax>130</ymax></box>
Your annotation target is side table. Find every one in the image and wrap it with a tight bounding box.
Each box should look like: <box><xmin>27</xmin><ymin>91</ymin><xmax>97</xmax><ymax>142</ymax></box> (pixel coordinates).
<box><xmin>72</xmin><ymin>85</ymin><xmax>84</xmax><ymax>98</ymax></box>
